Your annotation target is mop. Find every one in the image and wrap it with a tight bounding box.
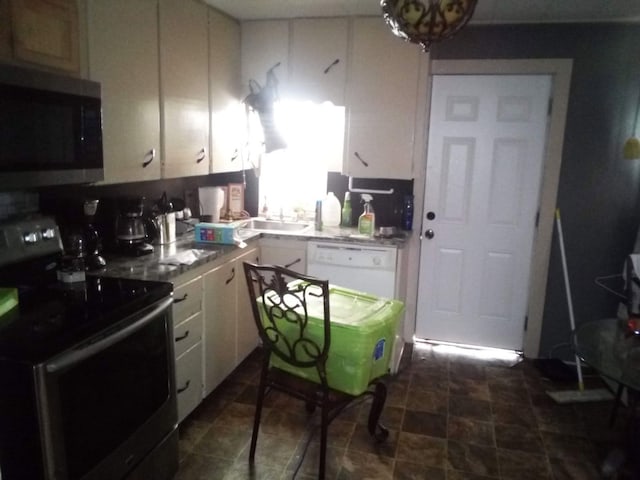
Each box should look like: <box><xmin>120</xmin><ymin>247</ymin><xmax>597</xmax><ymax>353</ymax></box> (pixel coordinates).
<box><xmin>545</xmin><ymin>208</ymin><xmax>614</xmax><ymax>404</ymax></box>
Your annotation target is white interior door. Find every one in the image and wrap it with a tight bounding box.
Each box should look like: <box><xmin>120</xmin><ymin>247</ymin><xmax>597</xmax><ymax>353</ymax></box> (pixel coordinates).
<box><xmin>416</xmin><ymin>74</ymin><xmax>552</xmax><ymax>350</ymax></box>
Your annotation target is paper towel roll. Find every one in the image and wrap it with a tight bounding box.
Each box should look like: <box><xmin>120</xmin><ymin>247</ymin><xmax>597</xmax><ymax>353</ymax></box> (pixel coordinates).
<box><xmin>198</xmin><ymin>187</ymin><xmax>226</xmax><ymax>222</ymax></box>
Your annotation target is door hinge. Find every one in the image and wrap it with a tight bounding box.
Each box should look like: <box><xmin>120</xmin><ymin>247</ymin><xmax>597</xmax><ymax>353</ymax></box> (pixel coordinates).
<box><xmin>548</xmin><ymin>97</ymin><xmax>553</xmax><ymax>116</ymax></box>
<box><xmin>534</xmin><ymin>209</ymin><xmax>540</xmax><ymax>228</ymax></box>
<box><xmin>524</xmin><ymin>315</ymin><xmax>528</xmax><ymax>331</ymax></box>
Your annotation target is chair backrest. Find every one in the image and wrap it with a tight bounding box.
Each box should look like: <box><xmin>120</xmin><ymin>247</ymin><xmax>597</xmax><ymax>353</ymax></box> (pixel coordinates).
<box><xmin>243</xmin><ymin>262</ymin><xmax>331</xmax><ymax>377</ymax></box>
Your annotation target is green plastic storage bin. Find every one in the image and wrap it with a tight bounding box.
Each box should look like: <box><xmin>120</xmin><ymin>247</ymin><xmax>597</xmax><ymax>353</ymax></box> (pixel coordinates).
<box><xmin>258</xmin><ymin>283</ymin><xmax>404</xmax><ymax>396</ymax></box>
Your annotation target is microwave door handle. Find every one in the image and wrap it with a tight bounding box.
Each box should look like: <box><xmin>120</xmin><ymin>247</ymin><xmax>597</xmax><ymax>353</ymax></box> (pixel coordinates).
<box><xmin>45</xmin><ymin>297</ymin><xmax>173</xmax><ymax>373</ymax></box>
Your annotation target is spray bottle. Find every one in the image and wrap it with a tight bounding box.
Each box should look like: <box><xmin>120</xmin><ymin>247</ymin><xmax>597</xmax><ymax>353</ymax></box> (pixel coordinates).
<box><xmin>358</xmin><ymin>194</ymin><xmax>375</xmax><ymax>237</ymax></box>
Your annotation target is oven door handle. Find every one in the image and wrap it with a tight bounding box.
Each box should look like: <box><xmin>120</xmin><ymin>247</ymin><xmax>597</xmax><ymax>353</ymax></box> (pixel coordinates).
<box><xmin>46</xmin><ymin>297</ymin><xmax>174</xmax><ymax>373</ymax></box>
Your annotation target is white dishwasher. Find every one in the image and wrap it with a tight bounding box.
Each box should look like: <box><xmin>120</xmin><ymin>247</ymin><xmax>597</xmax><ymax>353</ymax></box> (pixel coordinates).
<box><xmin>306</xmin><ymin>241</ymin><xmax>404</xmax><ymax>373</ymax></box>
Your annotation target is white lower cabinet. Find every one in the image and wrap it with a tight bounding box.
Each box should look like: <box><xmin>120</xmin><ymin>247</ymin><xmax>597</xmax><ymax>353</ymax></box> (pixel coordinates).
<box><xmin>172</xmin><ymin>273</ymin><xmax>204</xmax><ymax>423</ymax></box>
<box><xmin>175</xmin><ymin>340</ymin><xmax>203</xmax><ymax>423</ymax></box>
<box><xmin>235</xmin><ymin>247</ymin><xmax>261</xmax><ymax>362</ymax></box>
<box><xmin>258</xmin><ymin>237</ymin><xmax>307</xmax><ymax>274</ymax></box>
<box><xmin>202</xmin><ymin>245</ymin><xmax>260</xmax><ymax>396</ymax></box>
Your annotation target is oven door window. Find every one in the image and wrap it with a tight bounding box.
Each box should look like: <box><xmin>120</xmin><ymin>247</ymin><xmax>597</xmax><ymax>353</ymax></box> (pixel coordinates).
<box><xmin>56</xmin><ymin>313</ymin><xmax>171</xmax><ymax>479</ymax></box>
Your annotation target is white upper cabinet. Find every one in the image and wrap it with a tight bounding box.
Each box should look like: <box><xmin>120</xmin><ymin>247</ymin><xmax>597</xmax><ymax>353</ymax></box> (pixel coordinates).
<box><xmin>159</xmin><ymin>0</ymin><xmax>210</xmax><ymax>179</ymax></box>
<box><xmin>289</xmin><ymin>18</ymin><xmax>348</xmax><ymax>106</ymax></box>
<box><xmin>344</xmin><ymin>18</ymin><xmax>422</xmax><ymax>179</ymax></box>
<box><xmin>87</xmin><ymin>0</ymin><xmax>161</xmax><ymax>184</ymax></box>
<box><xmin>240</xmin><ymin>20</ymin><xmax>289</xmax><ymax>101</ymax></box>
<box><xmin>209</xmin><ymin>9</ymin><xmax>244</xmax><ymax>173</ymax></box>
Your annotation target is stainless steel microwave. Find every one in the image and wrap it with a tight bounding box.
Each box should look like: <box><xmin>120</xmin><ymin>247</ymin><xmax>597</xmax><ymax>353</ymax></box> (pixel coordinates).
<box><xmin>0</xmin><ymin>64</ymin><xmax>103</xmax><ymax>189</ymax></box>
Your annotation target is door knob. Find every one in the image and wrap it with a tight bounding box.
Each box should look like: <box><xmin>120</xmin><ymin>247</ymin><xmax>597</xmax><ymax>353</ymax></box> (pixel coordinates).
<box><xmin>425</xmin><ymin>229</ymin><xmax>435</xmax><ymax>239</ymax></box>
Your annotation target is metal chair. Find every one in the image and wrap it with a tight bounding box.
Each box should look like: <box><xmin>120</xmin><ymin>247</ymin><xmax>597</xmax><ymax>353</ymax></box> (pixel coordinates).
<box><xmin>242</xmin><ymin>262</ymin><xmax>389</xmax><ymax>479</ymax></box>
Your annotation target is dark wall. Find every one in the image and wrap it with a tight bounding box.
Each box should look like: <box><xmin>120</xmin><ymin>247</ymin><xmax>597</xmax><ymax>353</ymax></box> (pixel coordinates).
<box><xmin>38</xmin><ymin>170</ymin><xmax>260</xmax><ymax>233</ymax></box>
<box><xmin>327</xmin><ymin>173</ymin><xmax>413</xmax><ymax>228</ymax></box>
<box><xmin>431</xmin><ymin>24</ymin><xmax>640</xmax><ymax>358</ymax></box>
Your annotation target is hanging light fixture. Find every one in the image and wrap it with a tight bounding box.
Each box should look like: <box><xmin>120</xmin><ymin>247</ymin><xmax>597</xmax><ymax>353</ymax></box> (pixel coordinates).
<box><xmin>381</xmin><ymin>0</ymin><xmax>477</xmax><ymax>52</ymax></box>
<box><xmin>624</xmin><ymin>89</ymin><xmax>640</xmax><ymax>160</ymax></box>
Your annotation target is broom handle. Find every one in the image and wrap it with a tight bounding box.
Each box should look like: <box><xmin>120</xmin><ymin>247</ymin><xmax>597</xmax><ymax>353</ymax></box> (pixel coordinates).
<box><xmin>555</xmin><ymin>208</ymin><xmax>585</xmax><ymax>390</ymax></box>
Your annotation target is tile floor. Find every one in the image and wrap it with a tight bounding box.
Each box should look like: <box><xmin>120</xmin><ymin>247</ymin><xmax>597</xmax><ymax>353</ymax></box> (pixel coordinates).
<box><xmin>174</xmin><ymin>342</ymin><xmax>636</xmax><ymax>479</ymax></box>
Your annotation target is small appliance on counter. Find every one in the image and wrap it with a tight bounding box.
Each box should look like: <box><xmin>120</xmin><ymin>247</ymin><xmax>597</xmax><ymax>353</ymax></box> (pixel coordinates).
<box><xmin>114</xmin><ymin>196</ymin><xmax>155</xmax><ymax>256</ymax></box>
<box><xmin>82</xmin><ymin>199</ymin><xmax>107</xmax><ymax>270</ymax></box>
<box><xmin>151</xmin><ymin>192</ymin><xmax>177</xmax><ymax>245</ymax></box>
<box><xmin>198</xmin><ymin>186</ymin><xmax>226</xmax><ymax>222</ymax></box>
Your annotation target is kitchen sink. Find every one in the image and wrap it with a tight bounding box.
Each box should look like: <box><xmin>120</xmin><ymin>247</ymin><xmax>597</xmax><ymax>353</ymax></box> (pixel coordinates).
<box><xmin>240</xmin><ymin>218</ymin><xmax>313</xmax><ymax>233</ymax></box>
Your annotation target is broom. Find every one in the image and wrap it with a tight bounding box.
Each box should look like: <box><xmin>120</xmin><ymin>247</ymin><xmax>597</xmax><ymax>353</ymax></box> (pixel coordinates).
<box><xmin>545</xmin><ymin>208</ymin><xmax>613</xmax><ymax>404</ymax></box>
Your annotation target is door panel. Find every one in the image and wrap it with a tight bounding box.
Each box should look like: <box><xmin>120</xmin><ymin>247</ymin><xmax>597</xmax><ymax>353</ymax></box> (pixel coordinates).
<box><xmin>416</xmin><ymin>74</ymin><xmax>551</xmax><ymax>350</ymax></box>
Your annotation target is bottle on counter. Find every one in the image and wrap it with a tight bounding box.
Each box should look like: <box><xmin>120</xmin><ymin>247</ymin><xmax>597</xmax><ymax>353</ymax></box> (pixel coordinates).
<box><xmin>322</xmin><ymin>192</ymin><xmax>341</xmax><ymax>227</ymax></box>
<box><xmin>358</xmin><ymin>194</ymin><xmax>375</xmax><ymax>237</ymax></box>
<box><xmin>314</xmin><ymin>200</ymin><xmax>323</xmax><ymax>231</ymax></box>
<box><xmin>341</xmin><ymin>192</ymin><xmax>352</xmax><ymax>227</ymax></box>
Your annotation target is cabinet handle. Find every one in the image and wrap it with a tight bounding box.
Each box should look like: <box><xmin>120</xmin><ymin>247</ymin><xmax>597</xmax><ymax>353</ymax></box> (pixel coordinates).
<box><xmin>173</xmin><ymin>293</ymin><xmax>188</xmax><ymax>303</ymax></box>
<box><xmin>196</xmin><ymin>147</ymin><xmax>206</xmax><ymax>163</ymax></box>
<box><xmin>225</xmin><ymin>267</ymin><xmax>235</xmax><ymax>285</ymax></box>
<box><xmin>230</xmin><ymin>148</ymin><xmax>238</xmax><ymax>162</ymax></box>
<box><xmin>354</xmin><ymin>152</ymin><xmax>369</xmax><ymax>167</ymax></box>
<box><xmin>175</xmin><ymin>330</ymin><xmax>190</xmax><ymax>342</ymax></box>
<box><xmin>177</xmin><ymin>380</ymin><xmax>191</xmax><ymax>394</ymax></box>
<box><xmin>284</xmin><ymin>258</ymin><xmax>301</xmax><ymax>269</ymax></box>
<box><xmin>142</xmin><ymin>148</ymin><xmax>155</xmax><ymax>168</ymax></box>
<box><xmin>323</xmin><ymin>58</ymin><xmax>340</xmax><ymax>74</ymax></box>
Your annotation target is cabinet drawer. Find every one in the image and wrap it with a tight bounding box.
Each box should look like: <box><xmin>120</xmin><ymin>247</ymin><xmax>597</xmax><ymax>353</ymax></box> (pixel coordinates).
<box><xmin>173</xmin><ymin>276</ymin><xmax>202</xmax><ymax>322</ymax></box>
<box><xmin>173</xmin><ymin>311</ymin><xmax>202</xmax><ymax>358</ymax></box>
<box><xmin>175</xmin><ymin>342</ymin><xmax>203</xmax><ymax>423</ymax></box>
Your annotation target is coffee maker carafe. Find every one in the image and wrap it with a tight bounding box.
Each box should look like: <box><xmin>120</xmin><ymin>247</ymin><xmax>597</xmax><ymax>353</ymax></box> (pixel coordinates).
<box><xmin>115</xmin><ymin>197</ymin><xmax>155</xmax><ymax>256</ymax></box>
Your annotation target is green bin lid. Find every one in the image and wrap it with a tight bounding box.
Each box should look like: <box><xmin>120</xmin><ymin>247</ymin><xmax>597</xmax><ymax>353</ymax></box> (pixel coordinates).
<box><xmin>266</xmin><ymin>281</ymin><xmax>403</xmax><ymax>333</ymax></box>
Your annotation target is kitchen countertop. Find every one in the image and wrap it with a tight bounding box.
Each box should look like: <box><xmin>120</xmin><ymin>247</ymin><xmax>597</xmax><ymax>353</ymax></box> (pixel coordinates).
<box><xmin>94</xmin><ymin>224</ymin><xmax>410</xmax><ymax>283</ymax></box>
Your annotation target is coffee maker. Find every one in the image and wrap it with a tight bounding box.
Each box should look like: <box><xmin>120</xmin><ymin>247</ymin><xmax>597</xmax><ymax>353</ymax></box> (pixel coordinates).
<box><xmin>115</xmin><ymin>197</ymin><xmax>155</xmax><ymax>256</ymax></box>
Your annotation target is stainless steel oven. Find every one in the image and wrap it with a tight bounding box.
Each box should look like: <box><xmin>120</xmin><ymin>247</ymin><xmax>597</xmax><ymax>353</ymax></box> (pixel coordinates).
<box><xmin>0</xmin><ymin>217</ymin><xmax>178</xmax><ymax>480</ymax></box>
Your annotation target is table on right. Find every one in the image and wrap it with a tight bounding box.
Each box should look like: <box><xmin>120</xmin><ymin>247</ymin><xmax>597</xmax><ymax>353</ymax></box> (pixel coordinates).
<box><xmin>572</xmin><ymin>318</ymin><xmax>640</xmax><ymax>477</ymax></box>
<box><xmin>572</xmin><ymin>318</ymin><xmax>640</xmax><ymax>401</ymax></box>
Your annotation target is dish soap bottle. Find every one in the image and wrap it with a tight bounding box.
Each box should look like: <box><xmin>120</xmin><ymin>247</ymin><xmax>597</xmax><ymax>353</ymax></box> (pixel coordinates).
<box><xmin>358</xmin><ymin>194</ymin><xmax>375</xmax><ymax>237</ymax></box>
<box><xmin>341</xmin><ymin>192</ymin><xmax>352</xmax><ymax>227</ymax></box>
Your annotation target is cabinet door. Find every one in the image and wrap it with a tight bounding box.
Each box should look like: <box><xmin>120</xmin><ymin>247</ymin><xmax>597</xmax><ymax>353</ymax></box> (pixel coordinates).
<box><xmin>159</xmin><ymin>0</ymin><xmax>210</xmax><ymax>179</ymax></box>
<box><xmin>173</xmin><ymin>311</ymin><xmax>202</xmax><ymax>358</ymax></box>
<box><xmin>172</xmin><ymin>274</ymin><xmax>203</xmax><ymax>323</ymax></box>
<box><xmin>289</xmin><ymin>18</ymin><xmax>348</xmax><ymax>106</ymax></box>
<box><xmin>240</xmin><ymin>20</ymin><xmax>289</xmax><ymax>99</ymax></box>
<box><xmin>202</xmin><ymin>258</ymin><xmax>238</xmax><ymax>396</ymax></box>
<box><xmin>259</xmin><ymin>238</ymin><xmax>306</xmax><ymax>274</ymax></box>
<box><xmin>10</xmin><ymin>0</ymin><xmax>79</xmax><ymax>72</ymax></box>
<box><xmin>209</xmin><ymin>8</ymin><xmax>244</xmax><ymax>174</ymax></box>
<box><xmin>88</xmin><ymin>0</ymin><xmax>161</xmax><ymax>183</ymax></box>
<box><xmin>175</xmin><ymin>342</ymin><xmax>203</xmax><ymax>423</ymax></box>
<box><xmin>344</xmin><ymin>18</ymin><xmax>421</xmax><ymax>179</ymax></box>
<box><xmin>235</xmin><ymin>246</ymin><xmax>260</xmax><ymax>363</ymax></box>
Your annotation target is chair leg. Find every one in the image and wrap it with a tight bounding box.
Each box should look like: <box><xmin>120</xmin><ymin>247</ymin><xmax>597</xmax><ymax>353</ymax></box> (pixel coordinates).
<box><xmin>367</xmin><ymin>381</ymin><xmax>389</xmax><ymax>442</ymax></box>
<box><xmin>249</xmin><ymin>356</ymin><xmax>270</xmax><ymax>461</ymax></box>
<box><xmin>318</xmin><ymin>402</ymin><xmax>329</xmax><ymax>480</ymax></box>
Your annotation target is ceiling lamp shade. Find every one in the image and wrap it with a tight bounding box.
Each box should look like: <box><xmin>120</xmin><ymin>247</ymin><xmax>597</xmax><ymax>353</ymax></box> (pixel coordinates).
<box><xmin>381</xmin><ymin>0</ymin><xmax>477</xmax><ymax>51</ymax></box>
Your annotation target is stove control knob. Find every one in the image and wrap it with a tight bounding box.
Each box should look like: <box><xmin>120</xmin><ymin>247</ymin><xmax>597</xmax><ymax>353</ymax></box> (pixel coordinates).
<box><xmin>41</xmin><ymin>228</ymin><xmax>56</xmax><ymax>240</ymax></box>
<box><xmin>23</xmin><ymin>232</ymin><xmax>39</xmax><ymax>244</ymax></box>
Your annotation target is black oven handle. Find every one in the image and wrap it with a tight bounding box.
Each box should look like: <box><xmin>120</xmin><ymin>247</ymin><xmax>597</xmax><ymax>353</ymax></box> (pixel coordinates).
<box><xmin>45</xmin><ymin>297</ymin><xmax>174</xmax><ymax>373</ymax></box>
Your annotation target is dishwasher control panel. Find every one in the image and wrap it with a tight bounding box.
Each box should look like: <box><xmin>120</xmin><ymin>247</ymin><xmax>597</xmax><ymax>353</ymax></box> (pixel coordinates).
<box><xmin>306</xmin><ymin>241</ymin><xmax>397</xmax><ymax>271</ymax></box>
